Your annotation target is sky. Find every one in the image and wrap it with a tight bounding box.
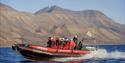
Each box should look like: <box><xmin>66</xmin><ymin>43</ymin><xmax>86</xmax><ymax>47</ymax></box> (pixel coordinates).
<box><xmin>0</xmin><ymin>0</ymin><xmax>125</xmax><ymax>24</ymax></box>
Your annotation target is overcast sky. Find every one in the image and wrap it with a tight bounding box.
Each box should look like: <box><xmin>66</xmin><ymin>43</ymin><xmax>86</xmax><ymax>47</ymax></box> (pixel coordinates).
<box><xmin>0</xmin><ymin>0</ymin><xmax>125</xmax><ymax>24</ymax></box>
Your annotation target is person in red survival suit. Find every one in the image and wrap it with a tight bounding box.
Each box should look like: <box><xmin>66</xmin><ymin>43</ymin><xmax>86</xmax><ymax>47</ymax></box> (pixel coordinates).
<box><xmin>63</xmin><ymin>38</ymin><xmax>76</xmax><ymax>50</ymax></box>
<box><xmin>63</xmin><ymin>38</ymin><xmax>70</xmax><ymax>49</ymax></box>
<box><xmin>58</xmin><ymin>38</ymin><xmax>65</xmax><ymax>49</ymax></box>
<box><xmin>69</xmin><ymin>39</ymin><xmax>76</xmax><ymax>50</ymax></box>
<box><xmin>64</xmin><ymin>38</ymin><xmax>76</xmax><ymax>50</ymax></box>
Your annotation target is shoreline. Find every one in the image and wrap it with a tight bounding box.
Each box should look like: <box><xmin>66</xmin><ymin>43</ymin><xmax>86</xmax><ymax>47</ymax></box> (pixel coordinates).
<box><xmin>0</xmin><ymin>43</ymin><xmax>125</xmax><ymax>48</ymax></box>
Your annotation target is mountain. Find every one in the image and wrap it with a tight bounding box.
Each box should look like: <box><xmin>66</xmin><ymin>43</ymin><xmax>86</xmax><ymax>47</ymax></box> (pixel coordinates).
<box><xmin>34</xmin><ymin>6</ymin><xmax>125</xmax><ymax>43</ymax></box>
<box><xmin>35</xmin><ymin>5</ymin><xmax>74</xmax><ymax>14</ymax></box>
<box><xmin>0</xmin><ymin>3</ymin><xmax>38</xmax><ymax>46</ymax></box>
<box><xmin>0</xmin><ymin>3</ymin><xmax>125</xmax><ymax>46</ymax></box>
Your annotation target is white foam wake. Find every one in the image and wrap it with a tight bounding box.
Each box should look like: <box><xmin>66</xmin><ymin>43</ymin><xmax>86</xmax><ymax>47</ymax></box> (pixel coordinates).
<box><xmin>52</xmin><ymin>49</ymin><xmax>125</xmax><ymax>62</ymax></box>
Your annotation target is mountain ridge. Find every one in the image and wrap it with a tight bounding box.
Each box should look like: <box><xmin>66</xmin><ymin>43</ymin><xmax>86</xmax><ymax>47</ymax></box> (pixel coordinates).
<box><xmin>0</xmin><ymin>3</ymin><xmax>125</xmax><ymax>46</ymax></box>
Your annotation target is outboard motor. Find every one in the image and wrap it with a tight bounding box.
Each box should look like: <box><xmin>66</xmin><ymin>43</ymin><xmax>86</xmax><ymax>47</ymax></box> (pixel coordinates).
<box><xmin>12</xmin><ymin>44</ymin><xmax>18</xmax><ymax>51</ymax></box>
<box><xmin>12</xmin><ymin>45</ymin><xmax>16</xmax><ymax>50</ymax></box>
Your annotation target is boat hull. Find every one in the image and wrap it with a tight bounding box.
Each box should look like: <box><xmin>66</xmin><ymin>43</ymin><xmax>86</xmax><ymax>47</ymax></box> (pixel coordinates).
<box><xmin>12</xmin><ymin>44</ymin><xmax>90</xmax><ymax>59</ymax></box>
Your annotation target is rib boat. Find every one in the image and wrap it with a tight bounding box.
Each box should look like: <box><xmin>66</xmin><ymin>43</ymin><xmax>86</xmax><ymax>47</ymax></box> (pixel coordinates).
<box><xmin>12</xmin><ymin>44</ymin><xmax>92</xmax><ymax>59</ymax></box>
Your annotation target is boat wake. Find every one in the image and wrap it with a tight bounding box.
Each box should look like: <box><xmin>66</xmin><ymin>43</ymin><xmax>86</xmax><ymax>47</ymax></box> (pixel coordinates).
<box><xmin>52</xmin><ymin>48</ymin><xmax>125</xmax><ymax>62</ymax></box>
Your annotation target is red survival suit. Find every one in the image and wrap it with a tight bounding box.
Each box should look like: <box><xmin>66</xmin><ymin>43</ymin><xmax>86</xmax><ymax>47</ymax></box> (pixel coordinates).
<box><xmin>63</xmin><ymin>41</ymin><xmax>76</xmax><ymax>49</ymax></box>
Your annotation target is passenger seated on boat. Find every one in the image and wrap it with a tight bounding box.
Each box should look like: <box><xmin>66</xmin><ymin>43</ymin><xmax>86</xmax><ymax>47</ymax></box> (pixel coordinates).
<box><xmin>69</xmin><ymin>39</ymin><xmax>76</xmax><ymax>50</ymax></box>
<box><xmin>57</xmin><ymin>38</ymin><xmax>64</xmax><ymax>49</ymax></box>
<box><xmin>63</xmin><ymin>39</ymin><xmax>70</xmax><ymax>49</ymax></box>
<box><xmin>47</xmin><ymin>37</ymin><xmax>55</xmax><ymax>48</ymax></box>
<box><xmin>55</xmin><ymin>37</ymin><xmax>59</xmax><ymax>48</ymax></box>
<box><xmin>53</xmin><ymin>37</ymin><xmax>64</xmax><ymax>49</ymax></box>
<box><xmin>63</xmin><ymin>38</ymin><xmax>76</xmax><ymax>50</ymax></box>
<box><xmin>77</xmin><ymin>41</ymin><xmax>83</xmax><ymax>50</ymax></box>
<box><xmin>73</xmin><ymin>35</ymin><xmax>78</xmax><ymax>49</ymax></box>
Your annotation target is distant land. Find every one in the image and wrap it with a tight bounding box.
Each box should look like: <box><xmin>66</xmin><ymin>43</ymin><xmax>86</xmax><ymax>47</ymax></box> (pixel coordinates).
<box><xmin>0</xmin><ymin>3</ymin><xmax>125</xmax><ymax>47</ymax></box>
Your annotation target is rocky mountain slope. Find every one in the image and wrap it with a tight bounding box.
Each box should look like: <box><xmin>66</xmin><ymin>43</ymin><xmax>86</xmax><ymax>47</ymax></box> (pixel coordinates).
<box><xmin>0</xmin><ymin>3</ymin><xmax>125</xmax><ymax>46</ymax></box>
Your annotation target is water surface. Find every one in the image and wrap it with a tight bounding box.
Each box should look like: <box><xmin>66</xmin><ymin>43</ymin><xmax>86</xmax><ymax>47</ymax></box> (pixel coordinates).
<box><xmin>0</xmin><ymin>45</ymin><xmax>125</xmax><ymax>63</ymax></box>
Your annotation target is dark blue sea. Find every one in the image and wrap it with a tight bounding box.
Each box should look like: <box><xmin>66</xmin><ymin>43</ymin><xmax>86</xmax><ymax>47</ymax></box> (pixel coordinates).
<box><xmin>0</xmin><ymin>45</ymin><xmax>125</xmax><ymax>63</ymax></box>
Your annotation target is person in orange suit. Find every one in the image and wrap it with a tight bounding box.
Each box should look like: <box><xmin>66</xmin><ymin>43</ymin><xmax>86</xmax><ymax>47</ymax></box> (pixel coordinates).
<box><xmin>69</xmin><ymin>39</ymin><xmax>76</xmax><ymax>50</ymax></box>
<box><xmin>63</xmin><ymin>38</ymin><xmax>76</xmax><ymax>50</ymax></box>
<box><xmin>63</xmin><ymin>38</ymin><xmax>70</xmax><ymax>49</ymax></box>
<box><xmin>58</xmin><ymin>38</ymin><xmax>65</xmax><ymax>49</ymax></box>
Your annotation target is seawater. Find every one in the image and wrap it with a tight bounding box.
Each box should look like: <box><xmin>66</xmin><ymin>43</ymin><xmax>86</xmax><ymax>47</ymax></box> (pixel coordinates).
<box><xmin>0</xmin><ymin>45</ymin><xmax>125</xmax><ymax>63</ymax></box>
